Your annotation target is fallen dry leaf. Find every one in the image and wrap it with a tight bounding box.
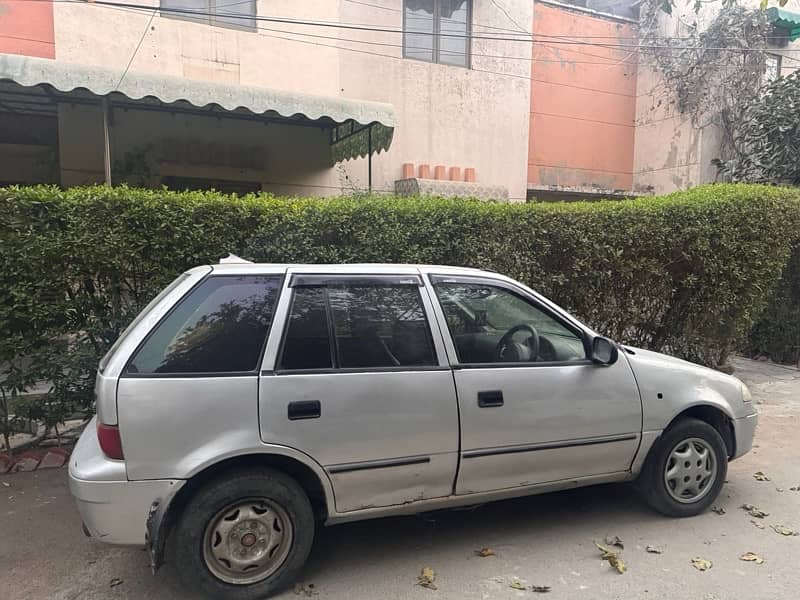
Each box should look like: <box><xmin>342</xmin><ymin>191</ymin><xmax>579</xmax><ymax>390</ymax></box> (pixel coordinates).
<box><xmin>509</xmin><ymin>579</ymin><xmax>527</xmax><ymax>590</ymax></box>
<box><xmin>753</xmin><ymin>471</ymin><xmax>770</xmax><ymax>482</ymax></box>
<box><xmin>1</xmin><ymin>482</ymin><xmax>9</xmax><ymax>488</ymax></box>
<box><xmin>417</xmin><ymin>567</ymin><xmax>437</xmax><ymax>590</ymax></box>
<box><xmin>293</xmin><ymin>583</ymin><xmax>319</xmax><ymax>597</ymax></box>
<box><xmin>474</xmin><ymin>547</ymin><xmax>495</xmax><ymax>557</ymax></box>
<box><xmin>531</xmin><ymin>585</ymin><xmax>552</xmax><ymax>593</ymax></box>
<box><xmin>777</xmin><ymin>488</ymin><xmax>785</xmax><ymax>493</ymax></box>
<box><xmin>645</xmin><ymin>545</ymin><xmax>663</xmax><ymax>554</ymax></box>
<box><xmin>711</xmin><ymin>506</ymin><xmax>726</xmax><ymax>515</ymax></box>
<box><xmin>751</xmin><ymin>520</ymin><xmax>766</xmax><ymax>530</ymax></box>
<box><xmin>691</xmin><ymin>557</ymin><xmax>713</xmax><ymax>572</ymax></box>
<box><xmin>741</xmin><ymin>504</ymin><xmax>769</xmax><ymax>518</ymax></box>
<box><xmin>109</xmin><ymin>578</ymin><xmax>123</xmax><ymax>588</ymax></box>
<box><xmin>594</xmin><ymin>541</ymin><xmax>626</xmax><ymax>574</ymax></box>
<box><xmin>604</xmin><ymin>535</ymin><xmax>625</xmax><ymax>550</ymax></box>
<box><xmin>740</xmin><ymin>552</ymin><xmax>765</xmax><ymax>565</ymax></box>
<box><xmin>770</xmin><ymin>524</ymin><xmax>799</xmax><ymax>536</ymax></box>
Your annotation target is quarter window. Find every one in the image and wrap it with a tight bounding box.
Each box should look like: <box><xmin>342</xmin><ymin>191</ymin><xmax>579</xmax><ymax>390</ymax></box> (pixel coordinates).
<box><xmin>434</xmin><ymin>281</ymin><xmax>586</xmax><ymax>364</ymax></box>
<box><xmin>160</xmin><ymin>0</ymin><xmax>256</xmax><ymax>29</ymax></box>
<box><xmin>278</xmin><ymin>282</ymin><xmax>437</xmax><ymax>371</ymax></box>
<box><xmin>127</xmin><ymin>275</ymin><xmax>281</xmax><ymax>374</ymax></box>
<box><xmin>404</xmin><ymin>0</ymin><xmax>471</xmax><ymax>67</ymax></box>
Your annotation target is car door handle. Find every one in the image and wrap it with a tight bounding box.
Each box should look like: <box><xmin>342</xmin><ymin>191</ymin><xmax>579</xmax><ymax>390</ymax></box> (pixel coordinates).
<box><xmin>288</xmin><ymin>400</ymin><xmax>321</xmax><ymax>420</ymax></box>
<box><xmin>477</xmin><ymin>390</ymin><xmax>504</xmax><ymax>408</ymax></box>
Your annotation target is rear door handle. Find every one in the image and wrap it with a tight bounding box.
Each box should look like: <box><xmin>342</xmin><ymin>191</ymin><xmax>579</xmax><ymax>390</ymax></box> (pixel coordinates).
<box><xmin>477</xmin><ymin>390</ymin><xmax>504</xmax><ymax>408</ymax></box>
<box><xmin>288</xmin><ymin>400</ymin><xmax>321</xmax><ymax>420</ymax></box>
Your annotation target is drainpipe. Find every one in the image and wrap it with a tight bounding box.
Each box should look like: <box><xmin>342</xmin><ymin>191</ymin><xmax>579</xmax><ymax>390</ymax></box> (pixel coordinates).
<box><xmin>102</xmin><ymin>98</ymin><xmax>112</xmax><ymax>185</ymax></box>
<box><xmin>367</xmin><ymin>123</ymin><xmax>372</xmax><ymax>193</ymax></box>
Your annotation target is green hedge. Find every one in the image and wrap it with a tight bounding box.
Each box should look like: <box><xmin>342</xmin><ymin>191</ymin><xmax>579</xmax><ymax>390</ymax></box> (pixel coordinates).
<box><xmin>1</xmin><ymin>184</ymin><xmax>798</xmax><ymax>421</ymax></box>
<box><xmin>744</xmin><ymin>245</ymin><xmax>800</xmax><ymax>364</ymax></box>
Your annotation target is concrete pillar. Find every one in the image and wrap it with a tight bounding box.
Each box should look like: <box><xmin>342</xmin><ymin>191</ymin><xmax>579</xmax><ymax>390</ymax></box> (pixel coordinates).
<box><xmin>58</xmin><ymin>102</ymin><xmax>106</xmax><ymax>187</ymax></box>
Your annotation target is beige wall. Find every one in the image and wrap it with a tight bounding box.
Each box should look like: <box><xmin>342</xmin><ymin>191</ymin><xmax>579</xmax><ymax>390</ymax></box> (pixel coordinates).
<box><xmin>633</xmin><ymin>1</ymin><xmax>800</xmax><ymax>194</ymax></box>
<box><xmin>52</xmin><ymin>0</ymin><xmax>532</xmax><ymax>199</ymax></box>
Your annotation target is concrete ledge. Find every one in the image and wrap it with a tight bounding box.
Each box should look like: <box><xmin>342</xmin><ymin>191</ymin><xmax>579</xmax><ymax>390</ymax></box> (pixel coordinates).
<box><xmin>395</xmin><ymin>178</ymin><xmax>508</xmax><ymax>201</ymax></box>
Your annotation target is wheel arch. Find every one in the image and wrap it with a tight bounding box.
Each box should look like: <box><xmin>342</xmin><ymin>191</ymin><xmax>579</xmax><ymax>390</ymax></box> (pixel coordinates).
<box><xmin>149</xmin><ymin>449</ymin><xmax>333</xmax><ymax>572</ymax></box>
<box><xmin>664</xmin><ymin>404</ymin><xmax>736</xmax><ymax>458</ymax></box>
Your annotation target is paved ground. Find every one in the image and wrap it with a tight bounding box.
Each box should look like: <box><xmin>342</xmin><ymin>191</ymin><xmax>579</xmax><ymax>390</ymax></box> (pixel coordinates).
<box><xmin>2</xmin><ymin>357</ymin><xmax>799</xmax><ymax>600</ymax></box>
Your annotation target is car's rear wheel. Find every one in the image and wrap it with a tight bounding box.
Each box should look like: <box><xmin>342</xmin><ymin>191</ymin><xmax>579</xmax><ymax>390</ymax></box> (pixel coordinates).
<box><xmin>167</xmin><ymin>467</ymin><xmax>314</xmax><ymax>599</ymax></box>
<box><xmin>637</xmin><ymin>417</ymin><xmax>728</xmax><ymax>517</ymax></box>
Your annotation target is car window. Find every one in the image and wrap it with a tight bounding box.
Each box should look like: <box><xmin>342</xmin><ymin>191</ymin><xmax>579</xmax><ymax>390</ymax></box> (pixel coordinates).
<box><xmin>278</xmin><ymin>287</ymin><xmax>333</xmax><ymax>371</ymax></box>
<box><xmin>127</xmin><ymin>275</ymin><xmax>281</xmax><ymax>374</ymax></box>
<box><xmin>434</xmin><ymin>281</ymin><xmax>586</xmax><ymax>364</ymax></box>
<box><xmin>100</xmin><ymin>272</ymin><xmax>191</xmax><ymax>373</ymax></box>
<box><xmin>328</xmin><ymin>284</ymin><xmax>436</xmax><ymax>368</ymax></box>
<box><xmin>278</xmin><ymin>282</ymin><xmax>436</xmax><ymax>370</ymax></box>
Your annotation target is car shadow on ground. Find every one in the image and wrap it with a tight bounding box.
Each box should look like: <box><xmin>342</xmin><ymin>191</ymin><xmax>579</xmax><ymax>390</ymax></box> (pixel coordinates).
<box><xmin>302</xmin><ymin>482</ymin><xmax>656</xmax><ymax>579</ymax></box>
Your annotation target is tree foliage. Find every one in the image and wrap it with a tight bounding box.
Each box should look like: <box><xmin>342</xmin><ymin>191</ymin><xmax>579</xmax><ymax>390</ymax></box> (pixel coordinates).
<box><xmin>714</xmin><ymin>71</ymin><xmax>800</xmax><ymax>184</ymax></box>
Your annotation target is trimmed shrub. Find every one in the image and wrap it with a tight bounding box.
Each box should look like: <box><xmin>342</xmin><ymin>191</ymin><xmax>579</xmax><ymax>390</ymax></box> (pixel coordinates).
<box><xmin>744</xmin><ymin>246</ymin><xmax>800</xmax><ymax>364</ymax></box>
<box><xmin>0</xmin><ymin>183</ymin><xmax>797</xmax><ymax>433</ymax></box>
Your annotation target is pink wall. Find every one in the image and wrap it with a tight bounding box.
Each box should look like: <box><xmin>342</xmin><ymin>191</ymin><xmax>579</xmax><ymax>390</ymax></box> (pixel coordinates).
<box><xmin>529</xmin><ymin>3</ymin><xmax>637</xmax><ymax>191</ymax></box>
<box><xmin>0</xmin><ymin>0</ymin><xmax>55</xmax><ymax>58</ymax></box>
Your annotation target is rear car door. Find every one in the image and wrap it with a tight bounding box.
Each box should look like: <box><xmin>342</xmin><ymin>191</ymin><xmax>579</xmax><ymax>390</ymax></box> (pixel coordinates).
<box><xmin>258</xmin><ymin>269</ymin><xmax>459</xmax><ymax>513</ymax></box>
<box><xmin>426</xmin><ymin>273</ymin><xmax>642</xmax><ymax>495</ymax></box>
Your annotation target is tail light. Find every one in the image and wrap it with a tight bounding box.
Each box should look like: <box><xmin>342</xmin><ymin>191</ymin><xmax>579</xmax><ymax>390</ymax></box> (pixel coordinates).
<box><xmin>97</xmin><ymin>421</ymin><xmax>125</xmax><ymax>460</ymax></box>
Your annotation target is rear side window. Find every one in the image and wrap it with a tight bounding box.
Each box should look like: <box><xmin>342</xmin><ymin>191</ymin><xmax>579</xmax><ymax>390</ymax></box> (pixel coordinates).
<box><xmin>127</xmin><ymin>275</ymin><xmax>281</xmax><ymax>374</ymax></box>
<box><xmin>277</xmin><ymin>282</ymin><xmax>436</xmax><ymax>371</ymax></box>
<box><xmin>278</xmin><ymin>287</ymin><xmax>333</xmax><ymax>371</ymax></box>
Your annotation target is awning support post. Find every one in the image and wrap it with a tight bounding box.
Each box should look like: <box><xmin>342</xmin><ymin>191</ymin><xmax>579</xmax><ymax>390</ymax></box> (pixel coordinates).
<box><xmin>367</xmin><ymin>123</ymin><xmax>373</xmax><ymax>193</ymax></box>
<box><xmin>102</xmin><ymin>98</ymin><xmax>112</xmax><ymax>185</ymax></box>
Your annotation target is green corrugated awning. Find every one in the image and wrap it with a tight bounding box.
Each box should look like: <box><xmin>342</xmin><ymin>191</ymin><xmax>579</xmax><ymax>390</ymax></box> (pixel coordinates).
<box><xmin>767</xmin><ymin>7</ymin><xmax>800</xmax><ymax>42</ymax></box>
<box><xmin>0</xmin><ymin>52</ymin><xmax>395</xmax><ymax>163</ymax></box>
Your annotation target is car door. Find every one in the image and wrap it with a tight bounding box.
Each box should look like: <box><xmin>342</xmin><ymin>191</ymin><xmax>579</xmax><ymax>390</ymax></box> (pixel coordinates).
<box><xmin>258</xmin><ymin>269</ymin><xmax>459</xmax><ymax>513</ymax></box>
<box><xmin>425</xmin><ymin>273</ymin><xmax>642</xmax><ymax>495</ymax></box>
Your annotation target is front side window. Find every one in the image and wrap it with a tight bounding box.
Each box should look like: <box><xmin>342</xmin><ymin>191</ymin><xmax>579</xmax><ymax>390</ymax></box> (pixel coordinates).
<box><xmin>404</xmin><ymin>0</ymin><xmax>471</xmax><ymax>67</ymax></box>
<box><xmin>434</xmin><ymin>281</ymin><xmax>586</xmax><ymax>364</ymax></box>
<box><xmin>160</xmin><ymin>0</ymin><xmax>256</xmax><ymax>29</ymax></box>
<box><xmin>278</xmin><ymin>282</ymin><xmax>437</xmax><ymax>371</ymax></box>
<box><xmin>127</xmin><ymin>275</ymin><xmax>281</xmax><ymax>374</ymax></box>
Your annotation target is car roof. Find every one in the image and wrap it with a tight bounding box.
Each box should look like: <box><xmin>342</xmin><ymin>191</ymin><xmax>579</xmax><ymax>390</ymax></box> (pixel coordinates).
<box><xmin>208</xmin><ymin>262</ymin><xmax>501</xmax><ymax>278</ymax></box>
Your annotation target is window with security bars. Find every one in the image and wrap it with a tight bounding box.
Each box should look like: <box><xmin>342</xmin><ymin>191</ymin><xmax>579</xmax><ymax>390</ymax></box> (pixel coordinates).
<box><xmin>403</xmin><ymin>0</ymin><xmax>471</xmax><ymax>67</ymax></box>
<box><xmin>160</xmin><ymin>0</ymin><xmax>256</xmax><ymax>30</ymax></box>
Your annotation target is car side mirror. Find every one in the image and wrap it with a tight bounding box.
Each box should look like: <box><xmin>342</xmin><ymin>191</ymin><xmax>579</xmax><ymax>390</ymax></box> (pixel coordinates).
<box><xmin>590</xmin><ymin>336</ymin><xmax>618</xmax><ymax>365</ymax></box>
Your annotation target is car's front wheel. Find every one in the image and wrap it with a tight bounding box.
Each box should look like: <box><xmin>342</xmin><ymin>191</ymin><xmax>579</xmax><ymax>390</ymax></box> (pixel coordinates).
<box><xmin>167</xmin><ymin>467</ymin><xmax>315</xmax><ymax>599</ymax></box>
<box><xmin>638</xmin><ymin>417</ymin><xmax>728</xmax><ymax>517</ymax></box>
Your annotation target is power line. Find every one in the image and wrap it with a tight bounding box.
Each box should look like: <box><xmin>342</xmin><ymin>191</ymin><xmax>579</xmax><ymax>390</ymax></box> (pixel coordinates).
<box><xmin>10</xmin><ymin>0</ymin><xmax>799</xmax><ymax>44</ymax></box>
<box><xmin>77</xmin><ymin>0</ymin><xmax>800</xmax><ymax>52</ymax></box>
<box><xmin>489</xmin><ymin>0</ymin><xmax>531</xmax><ymax>34</ymax></box>
<box><xmin>116</xmin><ymin>8</ymin><xmax>157</xmax><ymax>88</ymax></box>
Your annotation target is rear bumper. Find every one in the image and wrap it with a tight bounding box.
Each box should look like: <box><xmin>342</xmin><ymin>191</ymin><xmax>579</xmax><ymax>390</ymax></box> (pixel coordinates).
<box><xmin>731</xmin><ymin>412</ymin><xmax>758</xmax><ymax>460</ymax></box>
<box><xmin>68</xmin><ymin>417</ymin><xmax>183</xmax><ymax>546</ymax></box>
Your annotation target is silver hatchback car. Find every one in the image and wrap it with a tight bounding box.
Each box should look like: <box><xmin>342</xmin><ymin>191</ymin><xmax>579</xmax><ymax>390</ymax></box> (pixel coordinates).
<box><xmin>69</xmin><ymin>260</ymin><xmax>758</xmax><ymax>598</ymax></box>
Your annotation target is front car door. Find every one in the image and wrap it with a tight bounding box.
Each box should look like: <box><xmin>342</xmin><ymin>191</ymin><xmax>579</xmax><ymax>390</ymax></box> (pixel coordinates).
<box><xmin>424</xmin><ymin>271</ymin><xmax>642</xmax><ymax>495</ymax></box>
<box><xmin>258</xmin><ymin>268</ymin><xmax>459</xmax><ymax>513</ymax></box>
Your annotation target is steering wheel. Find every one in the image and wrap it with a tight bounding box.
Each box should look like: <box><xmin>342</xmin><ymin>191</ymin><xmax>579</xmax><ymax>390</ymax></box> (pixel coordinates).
<box><xmin>493</xmin><ymin>323</ymin><xmax>540</xmax><ymax>362</ymax></box>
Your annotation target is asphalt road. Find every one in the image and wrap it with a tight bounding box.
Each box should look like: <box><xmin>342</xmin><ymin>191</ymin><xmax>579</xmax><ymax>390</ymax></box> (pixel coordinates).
<box><xmin>2</xmin><ymin>357</ymin><xmax>799</xmax><ymax>600</ymax></box>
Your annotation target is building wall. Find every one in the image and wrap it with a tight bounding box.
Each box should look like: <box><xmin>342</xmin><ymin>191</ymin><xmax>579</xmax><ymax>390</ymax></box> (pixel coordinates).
<box><xmin>632</xmin><ymin>1</ymin><xmax>800</xmax><ymax>194</ymax></box>
<box><xmin>0</xmin><ymin>0</ymin><xmax>55</xmax><ymax>58</ymax></box>
<box><xmin>49</xmin><ymin>0</ymin><xmax>532</xmax><ymax>200</ymax></box>
<box><xmin>528</xmin><ymin>1</ymin><xmax>638</xmax><ymax>193</ymax></box>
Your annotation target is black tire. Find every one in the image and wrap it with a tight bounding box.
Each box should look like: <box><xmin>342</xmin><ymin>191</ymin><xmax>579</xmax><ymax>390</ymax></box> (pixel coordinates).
<box><xmin>637</xmin><ymin>417</ymin><xmax>728</xmax><ymax>517</ymax></box>
<box><xmin>166</xmin><ymin>467</ymin><xmax>315</xmax><ymax>600</ymax></box>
